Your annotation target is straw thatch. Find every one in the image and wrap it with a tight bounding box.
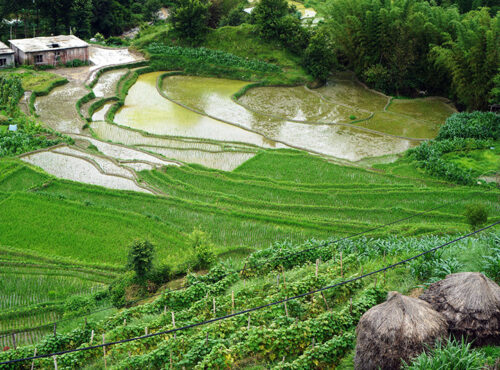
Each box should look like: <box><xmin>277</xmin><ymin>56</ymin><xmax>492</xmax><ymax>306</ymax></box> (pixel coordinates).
<box><xmin>420</xmin><ymin>272</ymin><xmax>500</xmax><ymax>346</ymax></box>
<box><xmin>354</xmin><ymin>292</ymin><xmax>448</xmax><ymax>370</ymax></box>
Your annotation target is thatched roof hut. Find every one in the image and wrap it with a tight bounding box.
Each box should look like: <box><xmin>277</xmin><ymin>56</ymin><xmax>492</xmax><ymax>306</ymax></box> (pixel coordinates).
<box><xmin>420</xmin><ymin>272</ymin><xmax>500</xmax><ymax>346</ymax></box>
<box><xmin>354</xmin><ymin>291</ymin><xmax>448</xmax><ymax>370</ymax></box>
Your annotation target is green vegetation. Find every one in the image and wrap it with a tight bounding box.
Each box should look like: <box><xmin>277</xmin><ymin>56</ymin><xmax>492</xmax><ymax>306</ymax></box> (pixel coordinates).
<box><xmin>0</xmin><ymin>232</ymin><xmax>498</xmax><ymax>367</ymax></box>
<box><xmin>407</xmin><ymin>111</ymin><xmax>499</xmax><ymax>184</ymax></box>
<box><xmin>404</xmin><ymin>338</ymin><xmax>492</xmax><ymax>369</ymax></box>
<box><xmin>127</xmin><ymin>240</ymin><xmax>156</xmax><ymax>281</ymax></box>
<box><xmin>0</xmin><ymin>74</ymin><xmax>69</xmax><ymax>158</ymax></box>
<box><xmin>324</xmin><ymin>0</ymin><xmax>499</xmax><ymax>109</ymax></box>
<box><xmin>465</xmin><ymin>203</ymin><xmax>489</xmax><ymax>230</ymax></box>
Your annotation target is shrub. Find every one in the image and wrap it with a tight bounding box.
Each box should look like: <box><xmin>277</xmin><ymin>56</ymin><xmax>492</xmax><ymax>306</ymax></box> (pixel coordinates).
<box><xmin>464</xmin><ymin>203</ymin><xmax>488</xmax><ymax>230</ymax></box>
<box><xmin>148</xmin><ymin>264</ymin><xmax>173</xmax><ymax>285</ymax></box>
<box><xmin>436</xmin><ymin>112</ymin><xmax>499</xmax><ymax>141</ymax></box>
<box><xmin>303</xmin><ymin>28</ymin><xmax>336</xmax><ymax>81</ymax></box>
<box><xmin>483</xmin><ymin>244</ymin><xmax>500</xmax><ymax>283</ymax></box>
<box><xmin>404</xmin><ymin>338</ymin><xmax>487</xmax><ymax>370</ymax></box>
<box><xmin>188</xmin><ymin>228</ymin><xmax>216</xmax><ymax>270</ymax></box>
<box><xmin>171</xmin><ymin>0</ymin><xmax>210</xmax><ymax>43</ymax></box>
<box><xmin>127</xmin><ymin>239</ymin><xmax>155</xmax><ymax>281</ymax></box>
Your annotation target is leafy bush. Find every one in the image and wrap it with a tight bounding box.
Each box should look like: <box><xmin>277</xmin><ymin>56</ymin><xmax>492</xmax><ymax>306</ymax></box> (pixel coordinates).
<box><xmin>148</xmin><ymin>264</ymin><xmax>173</xmax><ymax>285</ymax></box>
<box><xmin>0</xmin><ymin>75</ymin><xmax>24</xmax><ymax>115</ymax></box>
<box><xmin>148</xmin><ymin>44</ymin><xmax>281</xmax><ymax>73</ymax></box>
<box><xmin>404</xmin><ymin>338</ymin><xmax>487</xmax><ymax>370</ymax></box>
<box><xmin>464</xmin><ymin>203</ymin><xmax>488</xmax><ymax>230</ymax></box>
<box><xmin>408</xmin><ymin>111</ymin><xmax>499</xmax><ymax>185</ymax></box>
<box><xmin>0</xmin><ymin>130</ymin><xmax>62</xmax><ymax>157</ymax></box>
<box><xmin>303</xmin><ymin>28</ymin><xmax>336</xmax><ymax>81</ymax></box>
<box><xmin>188</xmin><ymin>228</ymin><xmax>216</xmax><ymax>270</ymax></box>
<box><xmin>171</xmin><ymin>0</ymin><xmax>210</xmax><ymax>43</ymax></box>
<box><xmin>436</xmin><ymin>112</ymin><xmax>499</xmax><ymax>141</ymax></box>
<box><xmin>483</xmin><ymin>243</ymin><xmax>500</xmax><ymax>283</ymax></box>
<box><xmin>127</xmin><ymin>240</ymin><xmax>155</xmax><ymax>281</ymax></box>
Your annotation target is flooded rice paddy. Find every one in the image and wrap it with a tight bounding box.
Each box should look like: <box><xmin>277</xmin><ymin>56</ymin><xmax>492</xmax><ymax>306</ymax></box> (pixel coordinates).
<box><xmin>113</xmin><ymin>73</ymin><xmax>445</xmax><ymax>161</ymax></box>
<box><xmin>114</xmin><ymin>72</ymin><xmax>281</xmax><ymax>148</ymax></box>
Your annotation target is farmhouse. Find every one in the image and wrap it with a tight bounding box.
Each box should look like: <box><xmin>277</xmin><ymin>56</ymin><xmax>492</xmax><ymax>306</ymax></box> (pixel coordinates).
<box><xmin>9</xmin><ymin>35</ymin><xmax>89</xmax><ymax>66</ymax></box>
<box><xmin>0</xmin><ymin>41</ymin><xmax>15</xmax><ymax>68</ymax></box>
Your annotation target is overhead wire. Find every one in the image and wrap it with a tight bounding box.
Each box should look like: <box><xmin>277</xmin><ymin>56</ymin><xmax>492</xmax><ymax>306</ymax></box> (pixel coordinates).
<box><xmin>1</xmin><ymin>220</ymin><xmax>498</xmax><ymax>365</ymax></box>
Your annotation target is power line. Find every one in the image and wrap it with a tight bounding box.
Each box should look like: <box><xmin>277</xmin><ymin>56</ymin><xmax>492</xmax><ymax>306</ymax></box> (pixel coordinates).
<box><xmin>2</xmin><ymin>221</ymin><xmax>498</xmax><ymax>366</ymax></box>
<box><xmin>0</xmin><ymin>201</ymin><xmax>454</xmax><ymax>339</ymax></box>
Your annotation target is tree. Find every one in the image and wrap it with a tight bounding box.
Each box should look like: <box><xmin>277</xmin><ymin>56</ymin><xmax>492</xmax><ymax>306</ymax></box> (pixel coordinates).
<box><xmin>127</xmin><ymin>240</ymin><xmax>155</xmax><ymax>281</ymax></box>
<box><xmin>144</xmin><ymin>0</ymin><xmax>163</xmax><ymax>22</ymax></box>
<box><xmin>71</xmin><ymin>0</ymin><xmax>93</xmax><ymax>38</ymax></box>
<box><xmin>432</xmin><ymin>9</ymin><xmax>499</xmax><ymax>110</ymax></box>
<box><xmin>464</xmin><ymin>203</ymin><xmax>488</xmax><ymax>230</ymax></box>
<box><xmin>303</xmin><ymin>28</ymin><xmax>336</xmax><ymax>81</ymax></box>
<box><xmin>171</xmin><ymin>0</ymin><xmax>210</xmax><ymax>43</ymax></box>
<box><xmin>252</xmin><ymin>0</ymin><xmax>289</xmax><ymax>39</ymax></box>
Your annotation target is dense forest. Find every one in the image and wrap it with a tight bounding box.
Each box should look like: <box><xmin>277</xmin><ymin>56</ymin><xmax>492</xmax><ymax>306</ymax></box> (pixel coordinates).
<box><xmin>0</xmin><ymin>0</ymin><xmax>498</xmax><ymax>110</ymax></box>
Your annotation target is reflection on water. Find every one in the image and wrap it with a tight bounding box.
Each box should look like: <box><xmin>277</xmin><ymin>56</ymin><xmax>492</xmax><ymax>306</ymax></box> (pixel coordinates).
<box><xmin>116</xmin><ymin>73</ymin><xmax>420</xmax><ymax>161</ymax></box>
<box><xmin>114</xmin><ymin>72</ymin><xmax>277</xmax><ymax>147</ymax></box>
<box><xmin>92</xmin><ymin>102</ymin><xmax>114</xmax><ymax>121</ymax></box>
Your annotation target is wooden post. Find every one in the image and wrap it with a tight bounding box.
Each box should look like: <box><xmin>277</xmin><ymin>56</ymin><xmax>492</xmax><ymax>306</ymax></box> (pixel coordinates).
<box><xmin>123</xmin><ymin>318</ymin><xmax>127</xmax><ymax>326</ymax></box>
<box><xmin>53</xmin><ymin>323</ymin><xmax>57</xmax><ymax>337</ymax></box>
<box><xmin>374</xmin><ymin>276</ymin><xmax>377</xmax><ymax>288</ymax></box>
<box><xmin>384</xmin><ymin>269</ymin><xmax>387</xmax><ymax>284</ymax></box>
<box><xmin>205</xmin><ymin>333</ymin><xmax>208</xmax><ymax>345</ymax></box>
<box><xmin>53</xmin><ymin>355</ymin><xmax>58</xmax><ymax>370</ymax></box>
<box><xmin>247</xmin><ymin>314</ymin><xmax>251</xmax><ymax>330</ymax></box>
<box><xmin>315</xmin><ymin>259</ymin><xmax>319</xmax><ymax>278</ymax></box>
<box><xmin>11</xmin><ymin>333</ymin><xmax>16</xmax><ymax>350</ymax></box>
<box><xmin>340</xmin><ymin>251</ymin><xmax>343</xmax><ymax>278</ymax></box>
<box><xmin>243</xmin><ymin>278</ymin><xmax>246</xmax><ymax>288</ymax></box>
<box><xmin>213</xmin><ymin>297</ymin><xmax>216</xmax><ymax>316</ymax></box>
<box><xmin>164</xmin><ymin>305</ymin><xmax>167</xmax><ymax>315</ymax></box>
<box><xmin>172</xmin><ymin>311</ymin><xmax>176</xmax><ymax>339</ymax></box>
<box><xmin>321</xmin><ymin>292</ymin><xmax>330</xmax><ymax>311</ymax></box>
<box><xmin>30</xmin><ymin>348</ymin><xmax>37</xmax><ymax>370</ymax></box>
<box><xmin>90</xmin><ymin>330</ymin><xmax>94</xmax><ymax>344</ymax></box>
<box><xmin>312</xmin><ymin>338</ymin><xmax>315</xmax><ymax>348</ymax></box>
<box><xmin>145</xmin><ymin>327</ymin><xmax>148</xmax><ymax>335</ymax></box>
<box><xmin>102</xmin><ymin>334</ymin><xmax>107</xmax><ymax>369</ymax></box>
<box><xmin>231</xmin><ymin>291</ymin><xmax>235</xmax><ymax>313</ymax></box>
<box><xmin>284</xmin><ymin>300</ymin><xmax>289</xmax><ymax>318</ymax></box>
<box><xmin>349</xmin><ymin>298</ymin><xmax>353</xmax><ymax>315</ymax></box>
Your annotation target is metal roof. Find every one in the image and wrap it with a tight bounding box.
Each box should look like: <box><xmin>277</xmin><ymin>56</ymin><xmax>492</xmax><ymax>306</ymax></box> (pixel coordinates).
<box><xmin>0</xmin><ymin>41</ymin><xmax>14</xmax><ymax>55</ymax></box>
<box><xmin>8</xmin><ymin>35</ymin><xmax>88</xmax><ymax>53</ymax></box>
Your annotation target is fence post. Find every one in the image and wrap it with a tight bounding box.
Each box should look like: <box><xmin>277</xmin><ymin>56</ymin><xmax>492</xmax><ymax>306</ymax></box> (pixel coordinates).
<box><xmin>284</xmin><ymin>299</ymin><xmax>289</xmax><ymax>318</ymax></box>
<box><xmin>213</xmin><ymin>297</ymin><xmax>216</xmax><ymax>316</ymax></box>
<box><xmin>102</xmin><ymin>334</ymin><xmax>107</xmax><ymax>369</ymax></box>
<box><xmin>53</xmin><ymin>355</ymin><xmax>58</xmax><ymax>370</ymax></box>
<box><xmin>247</xmin><ymin>314</ymin><xmax>251</xmax><ymax>330</ymax></box>
<box><xmin>321</xmin><ymin>292</ymin><xmax>330</xmax><ymax>311</ymax></box>
<box><xmin>340</xmin><ymin>251</ymin><xmax>343</xmax><ymax>278</ymax></box>
<box><xmin>11</xmin><ymin>333</ymin><xmax>16</xmax><ymax>350</ymax></box>
<box><xmin>90</xmin><ymin>329</ymin><xmax>94</xmax><ymax>344</ymax></box>
<box><xmin>30</xmin><ymin>348</ymin><xmax>37</xmax><ymax>370</ymax></box>
<box><xmin>315</xmin><ymin>259</ymin><xmax>319</xmax><ymax>278</ymax></box>
<box><xmin>231</xmin><ymin>291</ymin><xmax>235</xmax><ymax>314</ymax></box>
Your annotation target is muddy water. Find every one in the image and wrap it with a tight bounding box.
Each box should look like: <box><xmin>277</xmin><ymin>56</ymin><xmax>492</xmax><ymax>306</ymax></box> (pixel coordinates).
<box><xmin>93</xmin><ymin>69</ymin><xmax>128</xmax><ymax>98</ymax></box>
<box><xmin>114</xmin><ymin>72</ymin><xmax>281</xmax><ymax>148</ymax></box>
<box><xmin>92</xmin><ymin>102</ymin><xmax>114</xmax><ymax>121</ymax></box>
<box><xmin>238</xmin><ymin>85</ymin><xmax>371</xmax><ymax>122</ymax></box>
<box><xmin>35</xmin><ymin>81</ymin><xmax>88</xmax><ymax>133</ymax></box>
<box><xmin>116</xmin><ymin>73</ymin><xmax>418</xmax><ymax>161</ymax></box>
